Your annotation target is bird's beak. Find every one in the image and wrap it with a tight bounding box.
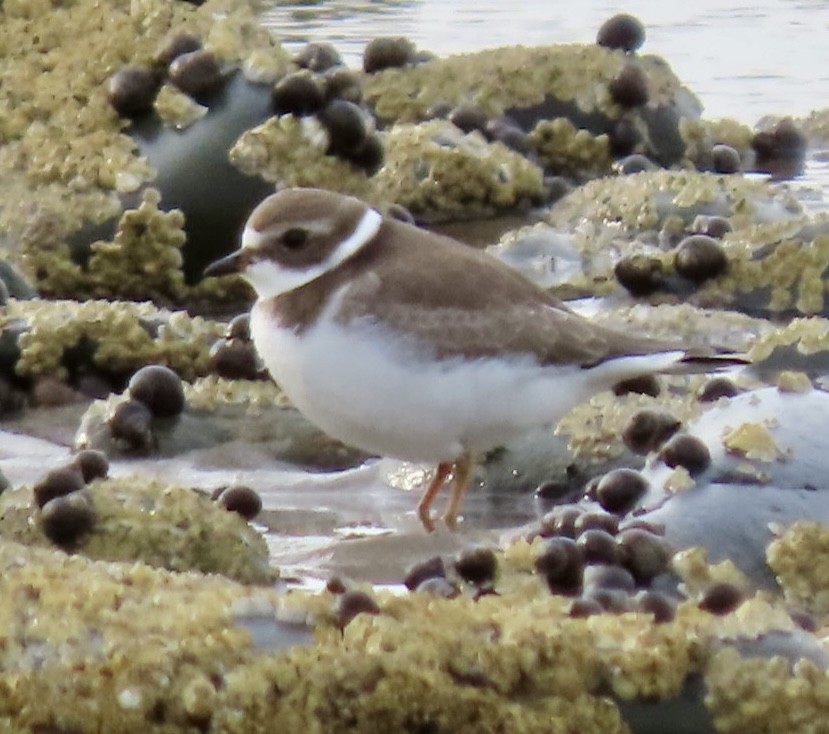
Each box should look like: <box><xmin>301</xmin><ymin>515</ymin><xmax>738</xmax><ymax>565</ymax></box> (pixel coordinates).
<box><xmin>203</xmin><ymin>248</ymin><xmax>249</xmax><ymax>278</ymax></box>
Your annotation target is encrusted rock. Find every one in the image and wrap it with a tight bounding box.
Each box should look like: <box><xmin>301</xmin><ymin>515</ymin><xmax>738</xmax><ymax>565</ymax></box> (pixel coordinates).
<box><xmin>7</xmin><ymin>298</ymin><xmax>223</xmax><ymax>384</ymax></box>
<box><xmin>529</xmin><ymin>117</ymin><xmax>612</xmax><ymax>179</ymax></box>
<box><xmin>0</xmin><ymin>0</ymin><xmax>281</xmax><ymax>302</ymax></box>
<box><xmin>374</xmin><ymin>119</ymin><xmax>545</xmax><ymax>221</ymax></box>
<box><xmin>230</xmin><ymin>114</ymin><xmax>374</xmax><ymax>197</ymax></box>
<box><xmin>767</xmin><ymin>522</ymin><xmax>829</xmax><ymax>619</ymax></box>
<box><xmin>0</xmin><ymin>476</ymin><xmax>274</xmax><ymax>583</ymax></box>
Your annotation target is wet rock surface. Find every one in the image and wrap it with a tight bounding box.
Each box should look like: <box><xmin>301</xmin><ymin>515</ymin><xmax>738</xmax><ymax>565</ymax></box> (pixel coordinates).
<box><xmin>1</xmin><ymin>0</ymin><xmax>829</xmax><ymax>732</ymax></box>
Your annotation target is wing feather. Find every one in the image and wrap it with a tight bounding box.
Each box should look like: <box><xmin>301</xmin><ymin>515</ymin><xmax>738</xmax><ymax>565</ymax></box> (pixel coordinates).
<box><xmin>333</xmin><ymin>220</ymin><xmax>671</xmax><ymax>366</ymax></box>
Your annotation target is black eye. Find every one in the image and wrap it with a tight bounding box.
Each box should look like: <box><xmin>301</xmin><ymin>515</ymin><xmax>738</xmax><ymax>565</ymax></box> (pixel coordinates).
<box><xmin>281</xmin><ymin>228</ymin><xmax>308</xmax><ymax>249</ymax></box>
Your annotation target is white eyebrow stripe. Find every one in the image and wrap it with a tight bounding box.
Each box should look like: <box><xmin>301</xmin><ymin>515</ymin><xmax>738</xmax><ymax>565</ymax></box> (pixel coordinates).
<box><xmin>247</xmin><ymin>218</ymin><xmax>335</xmax><ymax>245</ymax></box>
<box><xmin>241</xmin><ymin>208</ymin><xmax>383</xmax><ymax>300</ymax></box>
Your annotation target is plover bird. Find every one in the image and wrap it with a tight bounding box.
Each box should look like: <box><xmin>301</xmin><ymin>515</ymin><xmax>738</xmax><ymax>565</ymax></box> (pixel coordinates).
<box><xmin>205</xmin><ymin>188</ymin><xmax>741</xmax><ymax>531</ymax></box>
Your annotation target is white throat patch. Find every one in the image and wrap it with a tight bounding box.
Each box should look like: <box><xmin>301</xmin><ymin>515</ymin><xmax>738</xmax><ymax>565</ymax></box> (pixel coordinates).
<box><xmin>242</xmin><ymin>207</ymin><xmax>383</xmax><ymax>300</ymax></box>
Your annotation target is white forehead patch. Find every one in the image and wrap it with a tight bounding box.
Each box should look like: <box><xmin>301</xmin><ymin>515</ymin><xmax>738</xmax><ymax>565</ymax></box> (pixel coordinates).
<box><xmin>242</xmin><ymin>207</ymin><xmax>383</xmax><ymax>300</ymax></box>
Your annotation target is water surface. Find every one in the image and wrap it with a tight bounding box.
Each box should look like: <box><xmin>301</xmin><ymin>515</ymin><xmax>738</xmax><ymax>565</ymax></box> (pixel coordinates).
<box><xmin>261</xmin><ymin>0</ymin><xmax>829</xmax><ymax>124</ymax></box>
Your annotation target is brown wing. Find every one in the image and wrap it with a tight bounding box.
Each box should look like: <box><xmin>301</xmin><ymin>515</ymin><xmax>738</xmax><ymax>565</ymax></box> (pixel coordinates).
<box><xmin>334</xmin><ymin>219</ymin><xmax>673</xmax><ymax>367</ymax></box>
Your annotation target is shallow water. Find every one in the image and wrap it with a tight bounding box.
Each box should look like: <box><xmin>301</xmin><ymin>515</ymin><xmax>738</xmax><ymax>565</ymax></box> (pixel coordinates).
<box><xmin>260</xmin><ymin>0</ymin><xmax>829</xmax><ymax>125</ymax></box>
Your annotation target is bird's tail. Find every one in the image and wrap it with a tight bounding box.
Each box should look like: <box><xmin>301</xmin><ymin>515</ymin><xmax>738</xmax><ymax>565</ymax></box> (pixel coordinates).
<box><xmin>663</xmin><ymin>349</ymin><xmax>751</xmax><ymax>374</ymax></box>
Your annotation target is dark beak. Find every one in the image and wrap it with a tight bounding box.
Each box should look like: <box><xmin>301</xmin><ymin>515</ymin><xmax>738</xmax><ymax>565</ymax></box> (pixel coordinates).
<box><xmin>203</xmin><ymin>249</ymin><xmax>248</xmax><ymax>278</ymax></box>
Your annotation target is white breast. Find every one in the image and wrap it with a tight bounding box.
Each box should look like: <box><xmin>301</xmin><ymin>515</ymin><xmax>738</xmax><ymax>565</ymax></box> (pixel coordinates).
<box><xmin>250</xmin><ymin>294</ymin><xmax>684</xmax><ymax>463</ymax></box>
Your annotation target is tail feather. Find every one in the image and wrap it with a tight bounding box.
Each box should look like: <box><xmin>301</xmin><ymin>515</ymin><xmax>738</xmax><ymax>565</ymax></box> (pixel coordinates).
<box><xmin>665</xmin><ymin>349</ymin><xmax>751</xmax><ymax>375</ymax></box>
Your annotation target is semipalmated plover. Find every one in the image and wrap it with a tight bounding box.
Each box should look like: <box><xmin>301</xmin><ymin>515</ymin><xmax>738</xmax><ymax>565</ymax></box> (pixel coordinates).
<box><xmin>205</xmin><ymin>188</ymin><xmax>741</xmax><ymax>531</ymax></box>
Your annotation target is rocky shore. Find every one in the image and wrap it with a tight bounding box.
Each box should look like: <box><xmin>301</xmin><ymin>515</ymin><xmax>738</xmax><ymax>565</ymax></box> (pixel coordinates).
<box><xmin>1</xmin><ymin>1</ymin><xmax>829</xmax><ymax>731</ymax></box>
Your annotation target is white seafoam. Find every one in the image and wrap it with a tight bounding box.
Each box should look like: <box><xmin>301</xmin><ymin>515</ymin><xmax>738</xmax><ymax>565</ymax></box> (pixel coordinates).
<box><xmin>247</xmin><ymin>207</ymin><xmax>686</xmax><ymax>463</ymax></box>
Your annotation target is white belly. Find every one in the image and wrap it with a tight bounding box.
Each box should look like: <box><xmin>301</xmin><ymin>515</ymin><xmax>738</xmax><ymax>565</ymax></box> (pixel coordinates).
<box><xmin>250</xmin><ymin>302</ymin><xmax>681</xmax><ymax>463</ymax></box>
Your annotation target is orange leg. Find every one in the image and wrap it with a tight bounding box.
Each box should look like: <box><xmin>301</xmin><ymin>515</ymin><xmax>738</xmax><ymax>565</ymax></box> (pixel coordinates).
<box><xmin>417</xmin><ymin>462</ymin><xmax>453</xmax><ymax>532</ymax></box>
<box><xmin>443</xmin><ymin>453</ymin><xmax>475</xmax><ymax>531</ymax></box>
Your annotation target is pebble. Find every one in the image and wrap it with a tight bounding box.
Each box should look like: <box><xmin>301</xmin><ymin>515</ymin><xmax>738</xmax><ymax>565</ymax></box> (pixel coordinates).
<box><xmin>595</xmin><ymin>468</ymin><xmax>649</xmax><ymax>515</ymax></box>
<box><xmin>169</xmin><ymin>50</ymin><xmax>223</xmax><ymax>101</ymax></box>
<box><xmin>154</xmin><ymin>30</ymin><xmax>202</xmax><ymax>67</ymax></box>
<box><xmin>534</xmin><ymin>537</ymin><xmax>584</xmax><ymax>594</ymax></box>
<box><xmin>40</xmin><ymin>491</ymin><xmax>95</xmax><ymax>547</ymax></box>
<box><xmin>690</xmin><ymin>214</ymin><xmax>733</xmax><ymax>239</ymax></box>
<box><xmin>583</xmin><ymin>587</ymin><xmax>632</xmax><ymax>613</ymax></box>
<box><xmin>448</xmin><ymin>104</ymin><xmax>488</xmax><ymax>134</ymax></box>
<box><xmin>609</xmin><ymin>62</ymin><xmax>649</xmax><ymax>108</ymax></box>
<box><xmin>573</xmin><ymin>511</ymin><xmax>619</xmax><ymax>537</ymax></box>
<box><xmin>294</xmin><ymin>42</ymin><xmax>342</xmax><ymax>73</ymax></box>
<box><xmin>583</xmin><ymin>564</ymin><xmax>636</xmax><ymax>593</ymax></box>
<box><xmin>107</xmin><ymin>399</ymin><xmax>154</xmax><ymax>451</ymax></box>
<box><xmin>127</xmin><ymin>365</ymin><xmax>185</xmax><ymax>419</ymax></box>
<box><xmin>333</xmin><ymin>590</ymin><xmax>380</xmax><ymax>627</ymax></box>
<box><xmin>403</xmin><ymin>556</ymin><xmax>446</xmax><ymax>590</ymax></box>
<box><xmin>323</xmin><ymin>66</ymin><xmax>363</xmax><ymax>104</ymax></box>
<box><xmin>658</xmin><ymin>433</ymin><xmax>711</xmax><ymax>476</ymax></box>
<box><xmin>751</xmin><ymin>117</ymin><xmax>806</xmax><ymax>176</ymax></box>
<box><xmin>453</xmin><ymin>547</ymin><xmax>498</xmax><ymax>586</ymax></box>
<box><xmin>210</xmin><ymin>339</ymin><xmax>261</xmax><ymax>381</ymax></box>
<box><xmin>107</xmin><ymin>65</ymin><xmax>160</xmax><ymax>118</ymax></box>
<box><xmin>415</xmin><ymin>577</ymin><xmax>460</xmax><ymax>599</ymax></box>
<box><xmin>344</xmin><ymin>134</ymin><xmax>384</xmax><ymax>174</ymax></box>
<box><xmin>622</xmin><ymin>409</ymin><xmax>682</xmax><ymax>455</ymax></box>
<box><xmin>567</xmin><ymin>597</ymin><xmax>604</xmax><ymax>618</ymax></box>
<box><xmin>319</xmin><ymin>99</ymin><xmax>369</xmax><ymax>155</ymax></box>
<box><xmin>698</xmin><ymin>582</ymin><xmax>744</xmax><ymax>615</ymax></box>
<box><xmin>576</xmin><ymin>529</ymin><xmax>619</xmax><ymax>565</ymax></box>
<box><xmin>596</xmin><ymin>13</ymin><xmax>646</xmax><ymax>52</ymax></box>
<box><xmin>613</xmin><ymin>373</ymin><xmax>660</xmax><ymax>397</ymax></box>
<box><xmin>711</xmin><ymin>144</ymin><xmax>741</xmax><ymax>174</ymax></box>
<box><xmin>697</xmin><ymin>376</ymin><xmax>742</xmax><ymax>402</ymax></box>
<box><xmin>616</xmin><ymin>153</ymin><xmax>656</xmax><ymax>175</ymax></box>
<box><xmin>614</xmin><ymin>253</ymin><xmax>664</xmax><ymax>296</ymax></box>
<box><xmin>226</xmin><ymin>313</ymin><xmax>252</xmax><ymax>341</ymax></box>
<box><xmin>609</xmin><ymin>118</ymin><xmax>641</xmax><ymax>157</ymax></box>
<box><xmin>490</xmin><ymin>124</ymin><xmax>534</xmax><ymax>156</ymax></box>
<box><xmin>539</xmin><ymin>504</ymin><xmax>582</xmax><ymax>538</ymax></box>
<box><xmin>72</xmin><ymin>449</ymin><xmax>109</xmax><ymax>483</ymax></box>
<box><xmin>634</xmin><ymin>590</ymin><xmax>676</xmax><ymax>623</ymax></box>
<box><xmin>272</xmin><ymin>71</ymin><xmax>325</xmax><ymax>117</ymax></box>
<box><xmin>534</xmin><ymin>478</ymin><xmax>575</xmax><ymax>504</ymax></box>
<box><xmin>674</xmin><ymin>235</ymin><xmax>728</xmax><ymax>283</ymax></box>
<box><xmin>616</xmin><ymin>529</ymin><xmax>671</xmax><ymax>584</ymax></box>
<box><xmin>32</xmin><ymin>465</ymin><xmax>86</xmax><ymax>509</ymax></box>
<box><xmin>217</xmin><ymin>485</ymin><xmax>263</xmax><ymax>521</ymax></box>
<box><xmin>363</xmin><ymin>36</ymin><xmax>417</xmax><ymax>73</ymax></box>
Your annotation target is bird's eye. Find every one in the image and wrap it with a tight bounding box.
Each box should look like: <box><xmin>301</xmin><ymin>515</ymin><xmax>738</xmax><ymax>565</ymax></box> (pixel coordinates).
<box><xmin>281</xmin><ymin>228</ymin><xmax>308</xmax><ymax>249</ymax></box>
